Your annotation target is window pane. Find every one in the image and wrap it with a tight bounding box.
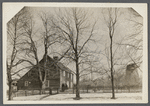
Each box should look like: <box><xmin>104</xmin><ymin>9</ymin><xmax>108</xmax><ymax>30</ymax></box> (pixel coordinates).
<box><xmin>24</xmin><ymin>81</ymin><xmax>28</xmax><ymax>86</ymax></box>
<box><xmin>71</xmin><ymin>74</ymin><xmax>72</xmax><ymax>79</ymax></box>
<box><xmin>63</xmin><ymin>71</ymin><xmax>65</xmax><ymax>76</ymax></box>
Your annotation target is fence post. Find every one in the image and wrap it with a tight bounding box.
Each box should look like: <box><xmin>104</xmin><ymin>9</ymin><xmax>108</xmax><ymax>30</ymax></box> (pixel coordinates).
<box><xmin>94</xmin><ymin>87</ymin><xmax>96</xmax><ymax>92</ymax></box>
<box><xmin>57</xmin><ymin>88</ymin><xmax>59</xmax><ymax>94</ymax></box>
<box><xmin>103</xmin><ymin>85</ymin><xmax>104</xmax><ymax>93</ymax></box>
<box><xmin>49</xmin><ymin>88</ymin><xmax>52</xmax><ymax>95</ymax></box>
<box><xmin>14</xmin><ymin>92</ymin><xmax>16</xmax><ymax>97</ymax></box>
<box><xmin>87</xmin><ymin>86</ymin><xmax>88</xmax><ymax>93</ymax></box>
<box><xmin>128</xmin><ymin>86</ymin><xmax>130</xmax><ymax>93</ymax></box>
<box><xmin>32</xmin><ymin>90</ymin><xmax>34</xmax><ymax>95</ymax></box>
<box><xmin>121</xmin><ymin>87</ymin><xmax>122</xmax><ymax>93</ymax></box>
<box><xmin>39</xmin><ymin>90</ymin><xmax>41</xmax><ymax>95</ymax></box>
<box><xmin>25</xmin><ymin>90</ymin><xmax>27</xmax><ymax>96</ymax></box>
<box><xmin>83</xmin><ymin>87</ymin><xmax>84</xmax><ymax>93</ymax></box>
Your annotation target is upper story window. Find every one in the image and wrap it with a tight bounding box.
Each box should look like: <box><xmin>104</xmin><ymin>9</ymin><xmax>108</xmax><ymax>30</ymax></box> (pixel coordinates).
<box><xmin>63</xmin><ymin>71</ymin><xmax>65</xmax><ymax>76</ymax></box>
<box><xmin>68</xmin><ymin>73</ymin><xmax>70</xmax><ymax>78</ymax></box>
<box><xmin>70</xmin><ymin>74</ymin><xmax>72</xmax><ymax>79</ymax></box>
<box><xmin>24</xmin><ymin>81</ymin><xmax>28</xmax><ymax>86</ymax></box>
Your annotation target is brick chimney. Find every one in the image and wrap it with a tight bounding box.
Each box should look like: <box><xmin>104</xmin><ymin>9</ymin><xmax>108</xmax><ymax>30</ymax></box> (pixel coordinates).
<box><xmin>53</xmin><ymin>56</ymin><xmax>59</xmax><ymax>61</ymax></box>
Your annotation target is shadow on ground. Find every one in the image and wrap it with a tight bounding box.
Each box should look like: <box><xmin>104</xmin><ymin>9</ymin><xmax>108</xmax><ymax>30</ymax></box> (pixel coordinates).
<box><xmin>40</xmin><ymin>93</ymin><xmax>58</xmax><ymax>100</ymax></box>
<box><xmin>63</xmin><ymin>97</ymin><xmax>111</xmax><ymax>100</ymax></box>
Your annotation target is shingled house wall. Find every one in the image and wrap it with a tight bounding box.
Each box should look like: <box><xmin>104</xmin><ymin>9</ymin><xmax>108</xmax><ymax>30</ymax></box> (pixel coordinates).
<box><xmin>17</xmin><ymin>56</ymin><xmax>74</xmax><ymax>91</ymax></box>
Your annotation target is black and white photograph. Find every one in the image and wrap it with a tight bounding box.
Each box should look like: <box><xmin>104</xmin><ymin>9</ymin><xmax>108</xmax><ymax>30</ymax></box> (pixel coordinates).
<box><xmin>3</xmin><ymin>3</ymin><xmax>148</xmax><ymax>104</ymax></box>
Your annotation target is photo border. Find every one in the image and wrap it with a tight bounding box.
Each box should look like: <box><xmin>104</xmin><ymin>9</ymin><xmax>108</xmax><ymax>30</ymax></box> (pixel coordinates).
<box><xmin>2</xmin><ymin>2</ymin><xmax>149</xmax><ymax>105</ymax></box>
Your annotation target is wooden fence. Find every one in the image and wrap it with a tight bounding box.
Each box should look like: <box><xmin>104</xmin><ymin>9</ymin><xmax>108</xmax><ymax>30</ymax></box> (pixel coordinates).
<box><xmin>73</xmin><ymin>86</ymin><xmax>142</xmax><ymax>93</ymax></box>
<box><xmin>12</xmin><ymin>88</ymin><xmax>59</xmax><ymax>97</ymax></box>
<box><xmin>12</xmin><ymin>86</ymin><xmax>142</xmax><ymax>97</ymax></box>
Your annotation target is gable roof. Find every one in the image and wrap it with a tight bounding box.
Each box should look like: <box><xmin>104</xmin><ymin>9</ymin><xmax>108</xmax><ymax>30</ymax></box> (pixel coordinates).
<box><xmin>19</xmin><ymin>55</ymin><xmax>75</xmax><ymax>79</ymax></box>
<box><xmin>45</xmin><ymin>55</ymin><xmax>75</xmax><ymax>74</ymax></box>
<box><xmin>40</xmin><ymin>55</ymin><xmax>75</xmax><ymax>74</ymax></box>
<box><xmin>57</xmin><ymin>62</ymin><xmax>75</xmax><ymax>74</ymax></box>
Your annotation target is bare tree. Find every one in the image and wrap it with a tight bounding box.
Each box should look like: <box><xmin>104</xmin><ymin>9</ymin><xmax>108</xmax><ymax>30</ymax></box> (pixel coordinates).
<box><xmin>125</xmin><ymin>8</ymin><xmax>143</xmax><ymax>71</ymax></box>
<box><xmin>20</xmin><ymin>10</ymin><xmax>70</xmax><ymax>93</ymax></box>
<box><xmin>19</xmin><ymin>12</ymin><xmax>46</xmax><ymax>93</ymax></box>
<box><xmin>39</xmin><ymin>12</ymin><xmax>67</xmax><ymax>91</ymax></box>
<box><xmin>110</xmin><ymin>8</ymin><xmax>143</xmax><ymax>93</ymax></box>
<box><xmin>101</xmin><ymin>8</ymin><xmax>121</xmax><ymax>99</ymax></box>
<box><xmin>52</xmin><ymin>8</ymin><xmax>97</xmax><ymax>99</ymax></box>
<box><xmin>7</xmin><ymin>8</ymin><xmax>28</xmax><ymax>100</ymax></box>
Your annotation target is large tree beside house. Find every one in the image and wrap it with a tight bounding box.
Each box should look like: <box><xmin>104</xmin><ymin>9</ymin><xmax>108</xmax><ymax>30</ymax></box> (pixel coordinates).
<box><xmin>7</xmin><ymin>7</ymin><xmax>31</xmax><ymax>100</ymax></box>
<box><xmin>52</xmin><ymin>8</ymin><xmax>97</xmax><ymax>99</ymax></box>
<box><xmin>19</xmin><ymin>9</ymin><xmax>70</xmax><ymax>93</ymax></box>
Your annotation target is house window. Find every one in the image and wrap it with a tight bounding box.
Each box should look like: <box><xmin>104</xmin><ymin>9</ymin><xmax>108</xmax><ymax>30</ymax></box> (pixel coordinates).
<box><xmin>70</xmin><ymin>74</ymin><xmax>72</xmax><ymax>79</ymax></box>
<box><xmin>68</xmin><ymin>73</ymin><xmax>70</xmax><ymax>78</ymax></box>
<box><xmin>45</xmin><ymin>80</ymin><xmax>49</xmax><ymax>87</ymax></box>
<box><xmin>67</xmin><ymin>81</ymin><xmax>69</xmax><ymax>88</ymax></box>
<box><xmin>72</xmin><ymin>74</ymin><xmax>74</xmax><ymax>81</ymax></box>
<box><xmin>70</xmin><ymin>82</ymin><xmax>73</xmax><ymax>88</ymax></box>
<box><xmin>24</xmin><ymin>81</ymin><xmax>28</xmax><ymax>86</ymax></box>
<box><xmin>63</xmin><ymin>71</ymin><xmax>65</xmax><ymax>76</ymax></box>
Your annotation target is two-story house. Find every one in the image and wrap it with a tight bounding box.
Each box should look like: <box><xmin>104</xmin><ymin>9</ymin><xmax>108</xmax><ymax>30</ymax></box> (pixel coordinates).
<box><xmin>17</xmin><ymin>55</ymin><xmax>75</xmax><ymax>91</ymax></box>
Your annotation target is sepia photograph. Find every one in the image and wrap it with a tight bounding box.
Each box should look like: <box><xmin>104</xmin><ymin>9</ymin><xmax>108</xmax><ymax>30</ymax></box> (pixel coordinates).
<box><xmin>3</xmin><ymin>3</ymin><xmax>148</xmax><ymax>104</ymax></box>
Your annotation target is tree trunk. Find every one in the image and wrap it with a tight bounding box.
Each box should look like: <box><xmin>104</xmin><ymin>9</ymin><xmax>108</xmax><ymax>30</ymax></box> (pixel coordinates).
<box><xmin>75</xmin><ymin>57</ymin><xmax>80</xmax><ymax>100</ymax></box>
<box><xmin>40</xmin><ymin>81</ymin><xmax>46</xmax><ymax>94</ymax></box>
<box><xmin>7</xmin><ymin>68</ymin><xmax>13</xmax><ymax>100</ymax></box>
<box><xmin>110</xmin><ymin>37</ymin><xmax>115</xmax><ymax>99</ymax></box>
<box><xmin>8</xmin><ymin>81</ymin><xmax>12</xmax><ymax>100</ymax></box>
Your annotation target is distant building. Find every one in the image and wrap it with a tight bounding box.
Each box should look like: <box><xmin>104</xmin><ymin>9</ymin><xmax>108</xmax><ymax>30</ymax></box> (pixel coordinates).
<box><xmin>125</xmin><ymin>63</ymin><xmax>140</xmax><ymax>87</ymax></box>
<box><xmin>17</xmin><ymin>56</ymin><xmax>75</xmax><ymax>90</ymax></box>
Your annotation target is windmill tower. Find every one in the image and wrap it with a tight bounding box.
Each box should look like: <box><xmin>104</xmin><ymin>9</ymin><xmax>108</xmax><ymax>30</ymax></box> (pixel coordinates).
<box><xmin>125</xmin><ymin>63</ymin><xmax>140</xmax><ymax>91</ymax></box>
